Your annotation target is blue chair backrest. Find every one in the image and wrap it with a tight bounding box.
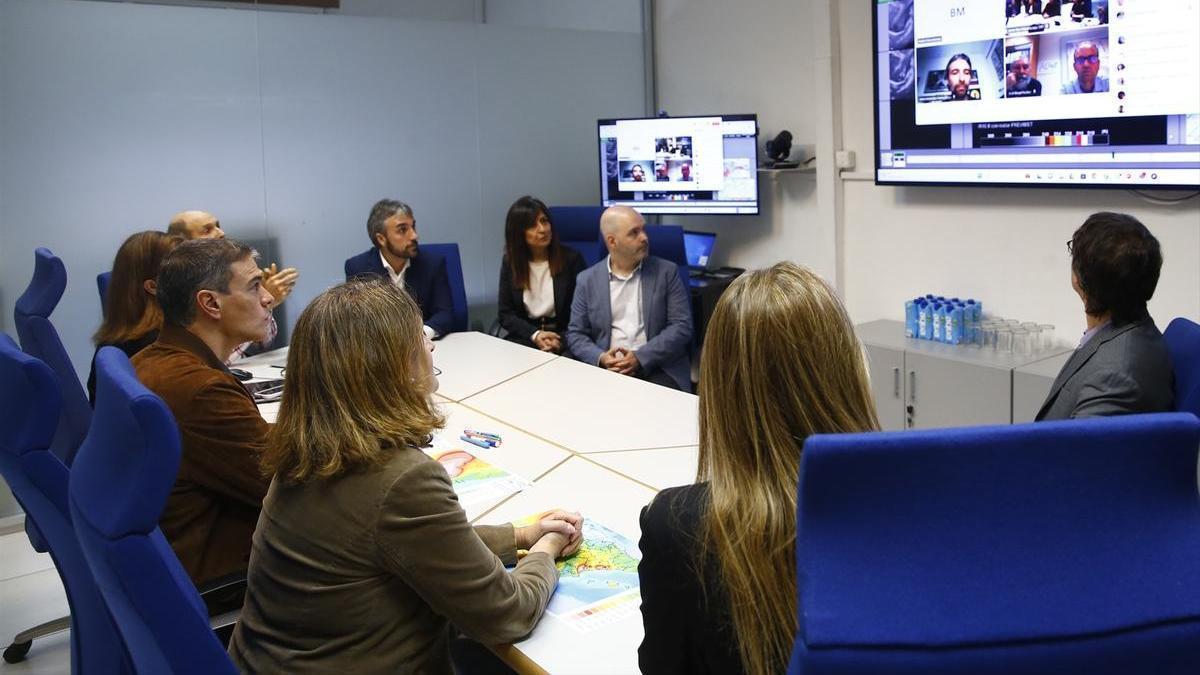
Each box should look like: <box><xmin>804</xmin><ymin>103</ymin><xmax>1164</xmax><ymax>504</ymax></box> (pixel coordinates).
<box><xmin>645</xmin><ymin>224</ymin><xmax>691</xmax><ymax>291</ymax></box>
<box><xmin>14</xmin><ymin>248</ymin><xmax>92</xmax><ymax>466</ymax></box>
<box><xmin>789</xmin><ymin>413</ymin><xmax>1200</xmax><ymax>674</ymax></box>
<box><xmin>1164</xmin><ymin>317</ymin><xmax>1200</xmax><ymax>418</ymax></box>
<box><xmin>69</xmin><ymin>347</ymin><xmax>236</xmax><ymax>675</ymax></box>
<box><xmin>549</xmin><ymin>206</ymin><xmax>605</xmax><ymax>266</ymax></box>
<box><xmin>421</xmin><ymin>243</ymin><xmax>468</xmax><ymax>333</ymax></box>
<box><xmin>0</xmin><ymin>335</ymin><xmax>130</xmax><ymax>674</ymax></box>
<box><xmin>97</xmin><ymin>271</ymin><xmax>112</xmax><ymax>310</ymax></box>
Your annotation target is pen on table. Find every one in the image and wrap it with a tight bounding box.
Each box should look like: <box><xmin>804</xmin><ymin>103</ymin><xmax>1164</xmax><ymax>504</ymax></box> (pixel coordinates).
<box><xmin>464</xmin><ymin>429</ymin><xmax>502</xmax><ymax>442</ymax></box>
<box><xmin>459</xmin><ymin>435</ymin><xmax>494</xmax><ymax>450</ymax></box>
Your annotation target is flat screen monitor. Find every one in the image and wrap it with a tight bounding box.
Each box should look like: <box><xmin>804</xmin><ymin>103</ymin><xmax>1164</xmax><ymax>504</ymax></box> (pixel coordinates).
<box><xmin>873</xmin><ymin>0</ymin><xmax>1200</xmax><ymax>189</ymax></box>
<box><xmin>598</xmin><ymin>114</ymin><xmax>760</xmax><ymax>214</ymax></box>
<box><xmin>683</xmin><ymin>230</ymin><xmax>717</xmax><ymax>270</ymax></box>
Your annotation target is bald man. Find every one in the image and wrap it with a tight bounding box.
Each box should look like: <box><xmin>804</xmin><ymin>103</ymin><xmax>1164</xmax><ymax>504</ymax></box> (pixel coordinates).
<box><xmin>565</xmin><ymin>206</ymin><xmax>693</xmax><ymax>391</ymax></box>
<box><xmin>168</xmin><ymin>210</ymin><xmax>299</xmax><ymax>362</ymax></box>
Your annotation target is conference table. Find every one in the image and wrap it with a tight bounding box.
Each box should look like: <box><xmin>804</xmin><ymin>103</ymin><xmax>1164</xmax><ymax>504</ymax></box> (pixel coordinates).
<box><xmin>237</xmin><ymin>332</ymin><xmax>700</xmax><ymax>674</ymax></box>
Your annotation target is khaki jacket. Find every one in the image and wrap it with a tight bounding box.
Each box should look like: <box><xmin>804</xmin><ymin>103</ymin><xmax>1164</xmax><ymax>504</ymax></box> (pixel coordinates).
<box><xmin>228</xmin><ymin>446</ymin><xmax>558</xmax><ymax>673</ymax></box>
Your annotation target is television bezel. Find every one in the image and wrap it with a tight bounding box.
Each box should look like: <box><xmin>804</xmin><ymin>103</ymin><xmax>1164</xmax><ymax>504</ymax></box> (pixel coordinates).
<box><xmin>597</xmin><ymin>113</ymin><xmax>761</xmax><ymax>215</ymax></box>
<box><xmin>870</xmin><ymin>1</ymin><xmax>1199</xmax><ymax>191</ymax></box>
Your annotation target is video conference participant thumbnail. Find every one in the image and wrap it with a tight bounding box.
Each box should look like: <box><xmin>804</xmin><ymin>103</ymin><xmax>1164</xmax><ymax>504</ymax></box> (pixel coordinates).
<box><xmin>915</xmin><ymin>40</ymin><xmax>1005</xmax><ymax>104</ymax></box>
<box><xmin>1062</xmin><ymin>39</ymin><xmax>1108</xmax><ymax>94</ymax></box>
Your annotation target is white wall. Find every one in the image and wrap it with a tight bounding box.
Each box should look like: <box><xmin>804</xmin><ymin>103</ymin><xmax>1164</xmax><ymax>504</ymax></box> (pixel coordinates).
<box><xmin>654</xmin><ymin>0</ymin><xmax>832</xmax><ymax>283</ymax></box>
<box><xmin>655</xmin><ymin>0</ymin><xmax>1199</xmax><ymax>339</ymax></box>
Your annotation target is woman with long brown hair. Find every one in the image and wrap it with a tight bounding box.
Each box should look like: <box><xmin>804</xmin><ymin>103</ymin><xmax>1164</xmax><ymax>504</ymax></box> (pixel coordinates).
<box><xmin>497</xmin><ymin>195</ymin><xmax>587</xmax><ymax>353</ymax></box>
<box><xmin>229</xmin><ymin>279</ymin><xmax>582</xmax><ymax>673</ymax></box>
<box><xmin>637</xmin><ymin>262</ymin><xmax>880</xmax><ymax>675</ymax></box>
<box><xmin>87</xmin><ymin>230</ymin><xmax>181</xmax><ymax>402</ymax></box>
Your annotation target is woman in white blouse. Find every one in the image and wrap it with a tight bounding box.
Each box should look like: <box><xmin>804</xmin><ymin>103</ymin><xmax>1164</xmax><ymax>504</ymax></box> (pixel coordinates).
<box><xmin>497</xmin><ymin>196</ymin><xmax>587</xmax><ymax>354</ymax></box>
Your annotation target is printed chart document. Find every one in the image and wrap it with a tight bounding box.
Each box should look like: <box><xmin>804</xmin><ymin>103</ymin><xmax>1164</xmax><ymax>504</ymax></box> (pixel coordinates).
<box><xmin>424</xmin><ymin>431</ymin><xmax>530</xmax><ymax>510</ymax></box>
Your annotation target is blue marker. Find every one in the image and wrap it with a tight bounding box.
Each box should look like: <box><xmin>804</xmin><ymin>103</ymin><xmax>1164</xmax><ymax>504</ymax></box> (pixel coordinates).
<box><xmin>460</xmin><ymin>435</ymin><xmax>494</xmax><ymax>450</ymax></box>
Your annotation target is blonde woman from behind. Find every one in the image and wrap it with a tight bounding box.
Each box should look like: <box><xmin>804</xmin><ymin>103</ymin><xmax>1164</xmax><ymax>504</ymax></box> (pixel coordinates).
<box><xmin>637</xmin><ymin>262</ymin><xmax>880</xmax><ymax>675</ymax></box>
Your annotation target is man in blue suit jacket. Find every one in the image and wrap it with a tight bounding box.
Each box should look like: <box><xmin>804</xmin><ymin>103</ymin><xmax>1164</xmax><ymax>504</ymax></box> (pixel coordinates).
<box><xmin>567</xmin><ymin>206</ymin><xmax>693</xmax><ymax>391</ymax></box>
<box><xmin>344</xmin><ymin>199</ymin><xmax>454</xmax><ymax>338</ymax></box>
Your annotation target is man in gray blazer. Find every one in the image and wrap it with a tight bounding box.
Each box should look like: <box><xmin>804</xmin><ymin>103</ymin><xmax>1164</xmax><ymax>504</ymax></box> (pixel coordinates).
<box><xmin>1036</xmin><ymin>212</ymin><xmax>1173</xmax><ymax>420</ymax></box>
<box><xmin>567</xmin><ymin>206</ymin><xmax>693</xmax><ymax>391</ymax></box>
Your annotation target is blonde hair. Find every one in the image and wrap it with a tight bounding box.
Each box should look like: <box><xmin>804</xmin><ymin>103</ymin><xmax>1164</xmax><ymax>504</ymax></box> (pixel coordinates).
<box><xmin>262</xmin><ymin>279</ymin><xmax>445</xmax><ymax>483</ymax></box>
<box><xmin>696</xmin><ymin>262</ymin><xmax>879</xmax><ymax>675</ymax></box>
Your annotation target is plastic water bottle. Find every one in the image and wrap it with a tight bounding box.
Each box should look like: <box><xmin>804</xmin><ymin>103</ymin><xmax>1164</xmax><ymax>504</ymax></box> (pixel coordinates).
<box><xmin>932</xmin><ymin>303</ymin><xmax>946</xmax><ymax>342</ymax></box>
<box><xmin>905</xmin><ymin>299</ymin><xmax>918</xmax><ymax>338</ymax></box>
<box><xmin>918</xmin><ymin>301</ymin><xmax>932</xmax><ymax>340</ymax></box>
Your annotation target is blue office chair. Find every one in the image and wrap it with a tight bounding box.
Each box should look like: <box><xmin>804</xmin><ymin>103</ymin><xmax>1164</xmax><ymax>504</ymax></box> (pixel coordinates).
<box><xmin>549</xmin><ymin>206</ymin><xmax>605</xmax><ymax>266</ymax></box>
<box><xmin>0</xmin><ymin>335</ymin><xmax>131</xmax><ymax>671</ymax></box>
<box><xmin>422</xmin><ymin>243</ymin><xmax>469</xmax><ymax>334</ymax></box>
<box><xmin>97</xmin><ymin>271</ymin><xmax>112</xmax><ymax>311</ymax></box>
<box><xmin>14</xmin><ymin>248</ymin><xmax>92</xmax><ymax>466</ymax></box>
<box><xmin>645</xmin><ymin>224</ymin><xmax>691</xmax><ymax>291</ymax></box>
<box><xmin>787</xmin><ymin>413</ymin><xmax>1200</xmax><ymax>674</ymax></box>
<box><xmin>1163</xmin><ymin>317</ymin><xmax>1200</xmax><ymax>418</ymax></box>
<box><xmin>69</xmin><ymin>347</ymin><xmax>237</xmax><ymax>675</ymax></box>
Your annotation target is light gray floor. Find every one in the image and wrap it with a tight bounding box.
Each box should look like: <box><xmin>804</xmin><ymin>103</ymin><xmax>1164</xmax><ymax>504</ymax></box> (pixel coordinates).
<box><xmin>0</xmin><ymin>529</ymin><xmax>71</xmax><ymax>673</ymax></box>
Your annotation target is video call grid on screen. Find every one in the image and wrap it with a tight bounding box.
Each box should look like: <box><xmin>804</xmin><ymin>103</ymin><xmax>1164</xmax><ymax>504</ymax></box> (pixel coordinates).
<box><xmin>873</xmin><ymin>0</ymin><xmax>1200</xmax><ymax>189</ymax></box>
<box><xmin>598</xmin><ymin>114</ymin><xmax>760</xmax><ymax>215</ymax></box>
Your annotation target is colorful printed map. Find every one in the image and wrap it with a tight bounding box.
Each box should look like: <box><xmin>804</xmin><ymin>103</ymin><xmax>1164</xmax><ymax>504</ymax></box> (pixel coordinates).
<box><xmin>547</xmin><ymin>520</ymin><xmax>641</xmax><ymax>615</ymax></box>
<box><xmin>511</xmin><ymin>516</ymin><xmax>643</xmax><ymax>632</ymax></box>
<box><xmin>423</xmin><ymin>434</ymin><xmax>529</xmax><ymax>509</ymax></box>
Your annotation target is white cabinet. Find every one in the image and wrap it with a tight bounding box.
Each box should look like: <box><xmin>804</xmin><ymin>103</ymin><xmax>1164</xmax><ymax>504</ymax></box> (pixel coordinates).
<box><xmin>858</xmin><ymin>320</ymin><xmax>1072</xmax><ymax>429</ymax></box>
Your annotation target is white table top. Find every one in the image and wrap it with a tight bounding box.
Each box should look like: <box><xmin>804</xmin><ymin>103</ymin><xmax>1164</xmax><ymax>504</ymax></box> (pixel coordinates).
<box><xmin>463</xmin><ymin>356</ymin><xmax>699</xmax><ymax>454</ymax></box>
<box><xmin>585</xmin><ymin>446</ymin><xmax>699</xmax><ymax>492</ymax></box>
<box><xmin>432</xmin><ymin>332</ymin><xmax>560</xmax><ymax>402</ymax></box>
<box><xmin>478</xmin><ymin>456</ymin><xmax>656</xmax><ymax>675</ymax></box>
<box><xmin>434</xmin><ymin>402</ymin><xmax>572</xmax><ymax>522</ymax></box>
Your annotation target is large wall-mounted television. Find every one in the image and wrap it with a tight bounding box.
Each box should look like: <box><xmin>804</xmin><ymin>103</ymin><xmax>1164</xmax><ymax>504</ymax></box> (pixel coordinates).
<box><xmin>873</xmin><ymin>0</ymin><xmax>1200</xmax><ymax>189</ymax></box>
<box><xmin>598</xmin><ymin>114</ymin><xmax>760</xmax><ymax>215</ymax></box>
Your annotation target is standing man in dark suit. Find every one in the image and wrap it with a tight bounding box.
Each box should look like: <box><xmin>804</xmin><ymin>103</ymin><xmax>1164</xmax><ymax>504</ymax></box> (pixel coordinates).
<box><xmin>344</xmin><ymin>199</ymin><xmax>454</xmax><ymax>339</ymax></box>
<box><xmin>567</xmin><ymin>205</ymin><xmax>693</xmax><ymax>391</ymax></box>
<box><xmin>1037</xmin><ymin>212</ymin><xmax>1174</xmax><ymax>421</ymax></box>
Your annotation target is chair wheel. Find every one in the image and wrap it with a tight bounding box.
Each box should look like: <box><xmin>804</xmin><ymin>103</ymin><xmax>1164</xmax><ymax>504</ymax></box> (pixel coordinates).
<box><xmin>3</xmin><ymin>640</ymin><xmax>32</xmax><ymax>663</ymax></box>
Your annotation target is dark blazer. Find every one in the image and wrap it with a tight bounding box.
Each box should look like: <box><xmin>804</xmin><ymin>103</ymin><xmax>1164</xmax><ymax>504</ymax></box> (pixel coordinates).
<box><xmin>228</xmin><ymin>446</ymin><xmax>557</xmax><ymax>674</ymax></box>
<box><xmin>1036</xmin><ymin>315</ymin><xmax>1174</xmax><ymax>421</ymax></box>
<box><xmin>497</xmin><ymin>245</ymin><xmax>587</xmax><ymax>347</ymax></box>
<box><xmin>566</xmin><ymin>255</ymin><xmax>693</xmax><ymax>391</ymax></box>
<box><xmin>131</xmin><ymin>324</ymin><xmax>271</xmax><ymax>585</ymax></box>
<box><xmin>344</xmin><ymin>247</ymin><xmax>455</xmax><ymax>337</ymax></box>
<box><xmin>638</xmin><ymin>483</ymin><xmax>745</xmax><ymax>675</ymax></box>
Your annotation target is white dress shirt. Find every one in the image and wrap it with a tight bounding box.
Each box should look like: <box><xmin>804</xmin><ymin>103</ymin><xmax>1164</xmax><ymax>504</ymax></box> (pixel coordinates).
<box><xmin>380</xmin><ymin>250</ymin><xmax>437</xmax><ymax>340</ymax></box>
<box><xmin>607</xmin><ymin>256</ymin><xmax>646</xmax><ymax>354</ymax></box>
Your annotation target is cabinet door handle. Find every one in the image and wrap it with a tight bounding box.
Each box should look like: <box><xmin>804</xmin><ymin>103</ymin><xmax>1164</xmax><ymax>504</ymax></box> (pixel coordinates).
<box><xmin>892</xmin><ymin>367</ymin><xmax>901</xmax><ymax>398</ymax></box>
<box><xmin>908</xmin><ymin>370</ymin><xmax>917</xmax><ymax>403</ymax></box>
